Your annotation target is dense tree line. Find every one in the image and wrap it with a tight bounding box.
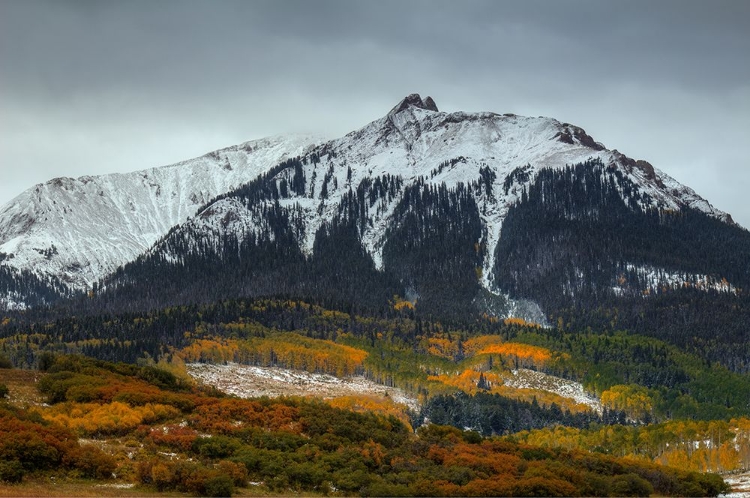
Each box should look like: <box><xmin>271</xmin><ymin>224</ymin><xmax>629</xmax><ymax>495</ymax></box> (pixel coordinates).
<box><xmin>2</xmin><ymin>298</ymin><xmax>748</xmax><ymax>422</ymax></box>
<box><xmin>382</xmin><ymin>180</ymin><xmax>484</xmax><ymax>318</ymax></box>
<box><xmin>0</xmin><ymin>264</ymin><xmax>74</xmax><ymax>309</ymax></box>
<box><xmin>493</xmin><ymin>159</ymin><xmax>750</xmax><ymax>372</ymax></box>
<box><xmin>421</xmin><ymin>391</ymin><xmax>623</xmax><ymax>436</ymax></box>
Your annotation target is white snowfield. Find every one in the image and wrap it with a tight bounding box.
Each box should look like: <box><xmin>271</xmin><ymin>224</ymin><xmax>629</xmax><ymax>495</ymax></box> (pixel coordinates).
<box><xmin>185</xmin><ymin>363</ymin><xmax>599</xmax><ymax>417</ymax></box>
<box><xmin>504</xmin><ymin>368</ymin><xmax>602</xmax><ymax>414</ymax></box>
<box><xmin>613</xmin><ymin>263</ymin><xmax>739</xmax><ymax>296</ymax></box>
<box><xmin>722</xmin><ymin>471</ymin><xmax>750</xmax><ymax>498</ymax></box>
<box><xmin>0</xmin><ymin>134</ymin><xmax>322</xmax><ymax>295</ymax></box>
<box><xmin>186</xmin><ymin>362</ymin><xmax>421</xmax><ymax>413</ymax></box>
<box><xmin>0</xmin><ymin>94</ymin><xmax>733</xmax><ymax>309</ymax></box>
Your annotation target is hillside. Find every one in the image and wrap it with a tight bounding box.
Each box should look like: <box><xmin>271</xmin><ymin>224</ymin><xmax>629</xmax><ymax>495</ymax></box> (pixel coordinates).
<box><xmin>0</xmin><ymin>134</ymin><xmax>321</xmax><ymax>309</ymax></box>
<box><xmin>0</xmin><ymin>345</ymin><xmax>736</xmax><ymax>496</ymax></box>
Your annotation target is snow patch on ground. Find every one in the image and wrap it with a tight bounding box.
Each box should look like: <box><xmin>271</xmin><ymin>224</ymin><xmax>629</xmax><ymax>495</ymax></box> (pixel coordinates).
<box><xmin>618</xmin><ymin>263</ymin><xmax>738</xmax><ymax>295</ymax></box>
<box><xmin>503</xmin><ymin>368</ymin><xmax>602</xmax><ymax>413</ymax></box>
<box><xmin>722</xmin><ymin>471</ymin><xmax>750</xmax><ymax>498</ymax></box>
<box><xmin>186</xmin><ymin>363</ymin><xmax>420</xmax><ymax>412</ymax></box>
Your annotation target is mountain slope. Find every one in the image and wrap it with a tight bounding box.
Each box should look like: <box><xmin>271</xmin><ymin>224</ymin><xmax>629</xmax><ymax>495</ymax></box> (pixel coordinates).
<box><xmin>96</xmin><ymin>95</ymin><xmax>743</xmax><ymax>320</ymax></box>
<box><xmin>0</xmin><ymin>134</ymin><xmax>322</xmax><ymax>309</ymax></box>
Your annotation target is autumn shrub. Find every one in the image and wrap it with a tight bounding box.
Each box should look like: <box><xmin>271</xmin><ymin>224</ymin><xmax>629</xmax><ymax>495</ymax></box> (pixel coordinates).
<box><xmin>0</xmin><ymin>409</ymin><xmax>115</xmax><ymax>480</ymax></box>
<box><xmin>147</xmin><ymin>425</ymin><xmax>198</xmax><ymax>451</ymax></box>
<box><xmin>169</xmin><ymin>463</ymin><xmax>237</xmax><ymax>497</ymax></box>
<box><xmin>511</xmin><ymin>476</ymin><xmax>577</xmax><ymax>497</ymax></box>
<box><xmin>0</xmin><ymin>383</ymin><xmax>8</xmax><ymax>398</ymax></box>
<box><xmin>42</xmin><ymin>401</ymin><xmax>180</xmax><ymax>436</ymax></box>
<box><xmin>63</xmin><ymin>445</ymin><xmax>117</xmax><ymax>479</ymax></box>
<box><xmin>150</xmin><ymin>461</ymin><xmax>175</xmax><ymax>491</ymax></box>
<box><xmin>578</xmin><ymin>473</ymin><xmax>611</xmax><ymax>496</ymax></box>
<box><xmin>203</xmin><ymin>474</ymin><xmax>235</xmax><ymax>497</ymax></box>
<box><xmin>193</xmin><ymin>435</ymin><xmax>242</xmax><ymax>459</ymax></box>
<box><xmin>217</xmin><ymin>460</ymin><xmax>248</xmax><ymax>487</ymax></box>
<box><xmin>0</xmin><ymin>354</ymin><xmax>13</xmax><ymax>369</ymax></box>
<box><xmin>0</xmin><ymin>460</ymin><xmax>24</xmax><ymax>483</ymax></box>
<box><xmin>137</xmin><ymin>458</ymin><xmax>207</xmax><ymax>492</ymax></box>
<box><xmin>0</xmin><ymin>423</ymin><xmax>62</xmax><ymax>470</ymax></box>
<box><xmin>610</xmin><ymin>473</ymin><xmax>655</xmax><ymax>497</ymax></box>
<box><xmin>37</xmin><ymin>372</ymin><xmax>105</xmax><ymax>404</ymax></box>
<box><xmin>135</xmin><ymin>458</ymin><xmax>157</xmax><ymax>486</ymax></box>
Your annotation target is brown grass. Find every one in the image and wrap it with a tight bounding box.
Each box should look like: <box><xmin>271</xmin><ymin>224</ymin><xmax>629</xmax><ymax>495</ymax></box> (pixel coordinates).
<box><xmin>0</xmin><ymin>479</ymin><xmax>319</xmax><ymax>497</ymax></box>
<box><xmin>0</xmin><ymin>479</ymin><xmax>161</xmax><ymax>497</ymax></box>
<box><xmin>0</xmin><ymin>368</ymin><xmax>45</xmax><ymax>406</ymax></box>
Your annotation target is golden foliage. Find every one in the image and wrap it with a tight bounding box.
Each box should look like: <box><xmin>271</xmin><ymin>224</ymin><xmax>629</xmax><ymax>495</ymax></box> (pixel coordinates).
<box><xmin>176</xmin><ymin>334</ymin><xmax>369</xmax><ymax>377</ymax></box>
<box><xmin>393</xmin><ymin>298</ymin><xmax>415</xmax><ymax>312</ymax></box>
<box><xmin>475</xmin><ymin>342</ymin><xmax>553</xmax><ymax>366</ymax></box>
<box><xmin>601</xmin><ymin>384</ymin><xmax>655</xmax><ymax>420</ymax></box>
<box><xmin>328</xmin><ymin>394</ymin><xmax>413</xmax><ymax>430</ymax></box>
<box><xmin>40</xmin><ymin>401</ymin><xmax>180</xmax><ymax>435</ymax></box>
<box><xmin>427</xmin><ymin>369</ymin><xmax>504</xmax><ymax>395</ymax></box>
<box><xmin>513</xmin><ymin>417</ymin><xmax>750</xmax><ymax>473</ymax></box>
<box><xmin>427</xmin><ymin>368</ymin><xmax>592</xmax><ymax>414</ymax></box>
<box><xmin>426</xmin><ymin>337</ymin><xmax>460</xmax><ymax>359</ymax></box>
<box><xmin>503</xmin><ymin>317</ymin><xmax>541</xmax><ymax>328</ymax></box>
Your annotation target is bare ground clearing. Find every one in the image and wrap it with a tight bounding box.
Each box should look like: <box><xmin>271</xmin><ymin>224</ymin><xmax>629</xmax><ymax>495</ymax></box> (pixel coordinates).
<box><xmin>187</xmin><ymin>363</ymin><xmax>421</xmax><ymax>412</ymax></box>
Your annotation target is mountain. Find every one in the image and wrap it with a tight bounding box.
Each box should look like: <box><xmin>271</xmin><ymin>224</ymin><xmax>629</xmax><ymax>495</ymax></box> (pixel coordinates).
<box><xmin>0</xmin><ymin>134</ymin><xmax>322</xmax><ymax>309</ymax></box>
<box><xmin>94</xmin><ymin>95</ymin><xmax>748</xmax><ymax>329</ymax></box>
<box><xmin>3</xmin><ymin>94</ymin><xmax>748</xmax><ymax>370</ymax></box>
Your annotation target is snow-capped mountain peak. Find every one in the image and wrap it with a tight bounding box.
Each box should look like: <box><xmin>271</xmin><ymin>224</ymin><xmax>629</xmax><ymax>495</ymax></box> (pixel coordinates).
<box><xmin>171</xmin><ymin>95</ymin><xmax>732</xmax><ymax>293</ymax></box>
<box><xmin>0</xmin><ymin>94</ymin><xmax>736</xmax><ymax>311</ymax></box>
<box><xmin>0</xmin><ymin>133</ymin><xmax>323</xmax><ymax>308</ymax></box>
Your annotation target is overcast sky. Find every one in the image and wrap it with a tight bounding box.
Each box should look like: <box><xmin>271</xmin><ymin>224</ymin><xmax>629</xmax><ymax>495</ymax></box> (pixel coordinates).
<box><xmin>1</xmin><ymin>0</ymin><xmax>749</xmax><ymax>227</ymax></box>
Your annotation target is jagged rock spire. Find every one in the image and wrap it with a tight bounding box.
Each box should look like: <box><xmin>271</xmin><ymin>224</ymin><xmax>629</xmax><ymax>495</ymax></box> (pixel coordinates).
<box><xmin>388</xmin><ymin>94</ymin><xmax>439</xmax><ymax>115</ymax></box>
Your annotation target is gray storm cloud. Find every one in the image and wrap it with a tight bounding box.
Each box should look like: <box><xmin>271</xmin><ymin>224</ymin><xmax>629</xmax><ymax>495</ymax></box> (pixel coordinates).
<box><xmin>1</xmin><ymin>0</ymin><xmax>748</xmax><ymax>227</ymax></box>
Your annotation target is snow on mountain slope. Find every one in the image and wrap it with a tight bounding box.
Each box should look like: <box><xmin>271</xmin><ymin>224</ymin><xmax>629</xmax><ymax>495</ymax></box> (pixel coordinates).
<box><xmin>182</xmin><ymin>94</ymin><xmax>732</xmax><ymax>292</ymax></box>
<box><xmin>0</xmin><ymin>134</ymin><xmax>323</xmax><ymax>297</ymax></box>
<box><xmin>1</xmin><ymin>94</ymin><xmax>735</xmax><ymax>311</ymax></box>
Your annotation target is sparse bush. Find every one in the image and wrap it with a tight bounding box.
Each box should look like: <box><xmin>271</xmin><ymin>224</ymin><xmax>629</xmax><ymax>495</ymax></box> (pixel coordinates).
<box><xmin>611</xmin><ymin>473</ymin><xmax>655</xmax><ymax>497</ymax></box>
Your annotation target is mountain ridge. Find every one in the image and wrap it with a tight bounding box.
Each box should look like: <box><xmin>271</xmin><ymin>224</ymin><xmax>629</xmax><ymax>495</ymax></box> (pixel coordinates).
<box><xmin>0</xmin><ymin>94</ymin><xmax>739</xmax><ymax>312</ymax></box>
<box><xmin>143</xmin><ymin>94</ymin><xmax>732</xmax><ymax>283</ymax></box>
<box><xmin>87</xmin><ymin>95</ymin><xmax>749</xmax><ymax>334</ymax></box>
<box><xmin>0</xmin><ymin>133</ymin><xmax>323</xmax><ymax>309</ymax></box>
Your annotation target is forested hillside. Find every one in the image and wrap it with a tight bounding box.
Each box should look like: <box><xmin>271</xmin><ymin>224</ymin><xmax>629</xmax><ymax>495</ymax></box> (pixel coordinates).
<box><xmin>494</xmin><ymin>160</ymin><xmax>750</xmax><ymax>372</ymax></box>
<box><xmin>0</xmin><ymin>354</ymin><xmax>733</xmax><ymax>496</ymax></box>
